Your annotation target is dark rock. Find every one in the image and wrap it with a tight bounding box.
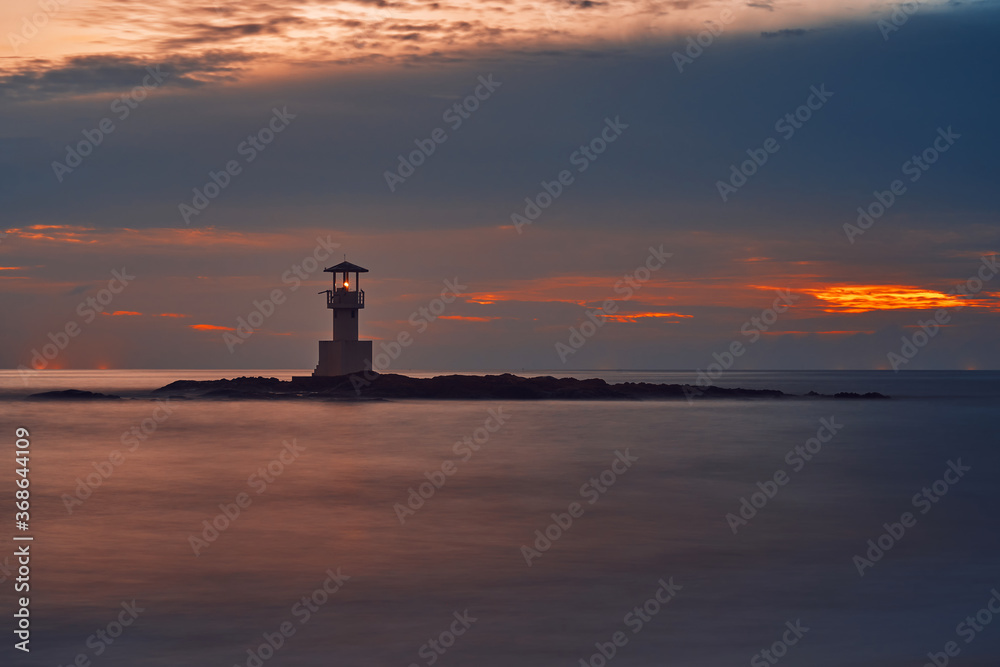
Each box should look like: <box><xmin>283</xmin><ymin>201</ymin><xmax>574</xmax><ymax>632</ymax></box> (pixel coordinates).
<box><xmin>148</xmin><ymin>372</ymin><xmax>889</xmax><ymax>401</ymax></box>
<box><xmin>26</xmin><ymin>389</ymin><xmax>121</xmax><ymax>401</ymax></box>
<box><xmin>834</xmin><ymin>391</ymin><xmax>890</xmax><ymax>399</ymax></box>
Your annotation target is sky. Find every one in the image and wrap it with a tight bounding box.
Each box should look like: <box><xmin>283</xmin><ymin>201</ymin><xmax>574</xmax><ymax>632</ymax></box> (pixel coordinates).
<box><xmin>1</xmin><ymin>0</ymin><xmax>999</xmax><ymax>372</ymax></box>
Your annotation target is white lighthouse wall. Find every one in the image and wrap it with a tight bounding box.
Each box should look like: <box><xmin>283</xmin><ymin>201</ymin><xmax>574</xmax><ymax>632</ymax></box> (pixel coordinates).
<box><xmin>314</xmin><ymin>340</ymin><xmax>373</xmax><ymax>376</ymax></box>
<box><xmin>332</xmin><ymin>308</ymin><xmax>360</xmax><ymax>341</ymax></box>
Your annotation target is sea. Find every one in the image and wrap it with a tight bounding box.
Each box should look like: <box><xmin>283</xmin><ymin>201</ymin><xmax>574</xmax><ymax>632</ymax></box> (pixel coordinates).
<box><xmin>1</xmin><ymin>370</ymin><xmax>998</xmax><ymax>667</ymax></box>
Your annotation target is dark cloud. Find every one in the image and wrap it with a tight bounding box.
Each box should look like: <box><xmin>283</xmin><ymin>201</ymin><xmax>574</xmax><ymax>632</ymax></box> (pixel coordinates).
<box><xmin>383</xmin><ymin>23</ymin><xmax>446</xmax><ymax>31</ymax></box>
<box><xmin>2</xmin><ymin>6</ymin><xmax>997</xmax><ymax>229</ymax></box>
<box><xmin>760</xmin><ymin>28</ymin><xmax>817</xmax><ymax>38</ymax></box>
<box><xmin>160</xmin><ymin>16</ymin><xmax>309</xmax><ymax>48</ymax></box>
<box><xmin>0</xmin><ymin>52</ymin><xmax>257</xmax><ymax>99</ymax></box>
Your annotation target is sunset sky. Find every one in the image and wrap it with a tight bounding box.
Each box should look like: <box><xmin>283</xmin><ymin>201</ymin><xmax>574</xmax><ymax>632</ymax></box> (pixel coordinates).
<box><xmin>2</xmin><ymin>0</ymin><xmax>998</xmax><ymax>371</ymax></box>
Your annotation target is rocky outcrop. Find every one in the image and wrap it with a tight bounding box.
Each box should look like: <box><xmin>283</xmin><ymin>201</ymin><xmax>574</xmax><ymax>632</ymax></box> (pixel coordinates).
<box><xmin>152</xmin><ymin>373</ymin><xmax>889</xmax><ymax>401</ymax></box>
<box><xmin>26</xmin><ymin>389</ymin><xmax>122</xmax><ymax>400</ymax></box>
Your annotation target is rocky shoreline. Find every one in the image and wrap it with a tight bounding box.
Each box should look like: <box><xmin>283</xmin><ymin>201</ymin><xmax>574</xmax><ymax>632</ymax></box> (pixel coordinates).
<box><xmin>24</xmin><ymin>373</ymin><xmax>890</xmax><ymax>401</ymax></box>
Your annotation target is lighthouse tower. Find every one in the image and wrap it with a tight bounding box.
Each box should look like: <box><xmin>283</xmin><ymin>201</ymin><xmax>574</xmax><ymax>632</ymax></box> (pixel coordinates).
<box><xmin>312</xmin><ymin>260</ymin><xmax>373</xmax><ymax>376</ymax></box>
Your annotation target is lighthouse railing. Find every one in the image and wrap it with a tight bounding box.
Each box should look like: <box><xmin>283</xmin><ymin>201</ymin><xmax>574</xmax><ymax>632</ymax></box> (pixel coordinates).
<box><xmin>325</xmin><ymin>289</ymin><xmax>364</xmax><ymax>309</ymax></box>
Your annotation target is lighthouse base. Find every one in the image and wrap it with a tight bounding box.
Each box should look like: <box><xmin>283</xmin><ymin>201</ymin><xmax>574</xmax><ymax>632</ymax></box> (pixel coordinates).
<box><xmin>313</xmin><ymin>340</ymin><xmax>373</xmax><ymax>377</ymax></box>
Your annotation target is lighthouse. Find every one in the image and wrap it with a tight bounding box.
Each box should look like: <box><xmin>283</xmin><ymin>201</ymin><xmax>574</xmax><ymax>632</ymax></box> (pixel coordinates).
<box><xmin>312</xmin><ymin>260</ymin><xmax>373</xmax><ymax>376</ymax></box>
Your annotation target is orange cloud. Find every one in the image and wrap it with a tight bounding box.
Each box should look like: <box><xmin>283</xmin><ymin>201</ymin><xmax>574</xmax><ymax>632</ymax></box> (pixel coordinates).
<box><xmin>605</xmin><ymin>312</ymin><xmax>692</xmax><ymax>323</ymax></box>
<box><xmin>465</xmin><ymin>294</ymin><xmax>502</xmax><ymax>305</ymax></box>
<box><xmin>105</xmin><ymin>310</ymin><xmax>142</xmax><ymax>316</ymax></box>
<box><xmin>189</xmin><ymin>324</ymin><xmax>235</xmax><ymax>331</ymax></box>
<box><xmin>8</xmin><ymin>0</ymin><xmax>912</xmax><ymax>75</ymax></box>
<box><xmin>460</xmin><ymin>274</ymin><xmax>685</xmax><ymax>308</ymax></box>
<box><xmin>114</xmin><ymin>227</ymin><xmax>294</xmax><ymax>249</ymax></box>
<box><xmin>438</xmin><ymin>315</ymin><xmax>501</xmax><ymax>322</ymax></box>
<box><xmin>4</xmin><ymin>224</ymin><xmax>316</xmax><ymax>254</ymax></box>
<box><xmin>158</xmin><ymin>312</ymin><xmax>189</xmax><ymax>318</ymax></box>
<box><xmin>6</xmin><ymin>224</ymin><xmax>98</xmax><ymax>244</ymax></box>
<box><xmin>802</xmin><ymin>285</ymin><xmax>967</xmax><ymax>313</ymax></box>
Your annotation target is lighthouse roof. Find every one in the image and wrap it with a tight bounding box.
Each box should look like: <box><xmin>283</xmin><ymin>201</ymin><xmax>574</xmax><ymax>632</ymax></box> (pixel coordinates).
<box><xmin>324</xmin><ymin>261</ymin><xmax>369</xmax><ymax>273</ymax></box>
